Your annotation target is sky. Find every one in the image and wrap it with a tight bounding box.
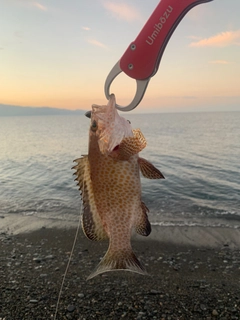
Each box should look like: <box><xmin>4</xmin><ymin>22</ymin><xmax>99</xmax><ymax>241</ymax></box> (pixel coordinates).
<box><xmin>0</xmin><ymin>0</ymin><xmax>240</xmax><ymax>113</ymax></box>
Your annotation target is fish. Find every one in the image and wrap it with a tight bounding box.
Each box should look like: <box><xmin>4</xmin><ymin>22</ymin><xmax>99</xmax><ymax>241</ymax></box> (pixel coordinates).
<box><xmin>73</xmin><ymin>94</ymin><xmax>164</xmax><ymax>280</ymax></box>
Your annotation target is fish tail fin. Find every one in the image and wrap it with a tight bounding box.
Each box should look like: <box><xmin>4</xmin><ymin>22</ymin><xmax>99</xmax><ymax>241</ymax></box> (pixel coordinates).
<box><xmin>87</xmin><ymin>247</ymin><xmax>147</xmax><ymax>280</ymax></box>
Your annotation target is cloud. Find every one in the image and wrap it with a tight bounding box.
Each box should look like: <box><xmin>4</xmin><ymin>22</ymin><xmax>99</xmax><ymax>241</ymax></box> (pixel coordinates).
<box><xmin>87</xmin><ymin>39</ymin><xmax>107</xmax><ymax>49</ymax></box>
<box><xmin>82</xmin><ymin>26</ymin><xmax>91</xmax><ymax>31</ymax></box>
<box><xmin>189</xmin><ymin>30</ymin><xmax>240</xmax><ymax>47</ymax></box>
<box><xmin>102</xmin><ymin>1</ymin><xmax>142</xmax><ymax>22</ymax></box>
<box><xmin>187</xmin><ymin>35</ymin><xmax>202</xmax><ymax>40</ymax></box>
<box><xmin>11</xmin><ymin>0</ymin><xmax>47</xmax><ymax>11</ymax></box>
<box><xmin>32</xmin><ymin>2</ymin><xmax>47</xmax><ymax>11</ymax></box>
<box><xmin>209</xmin><ymin>60</ymin><xmax>231</xmax><ymax>65</ymax></box>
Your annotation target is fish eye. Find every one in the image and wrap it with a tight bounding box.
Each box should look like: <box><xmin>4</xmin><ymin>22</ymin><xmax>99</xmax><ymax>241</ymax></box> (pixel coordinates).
<box><xmin>127</xmin><ymin>120</ymin><xmax>131</xmax><ymax>124</ymax></box>
<box><xmin>91</xmin><ymin>120</ymin><xmax>98</xmax><ymax>132</ymax></box>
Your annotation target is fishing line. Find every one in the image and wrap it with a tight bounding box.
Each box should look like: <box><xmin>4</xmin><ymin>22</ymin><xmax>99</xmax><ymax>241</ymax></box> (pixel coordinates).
<box><xmin>53</xmin><ymin>182</ymin><xmax>84</xmax><ymax>320</ymax></box>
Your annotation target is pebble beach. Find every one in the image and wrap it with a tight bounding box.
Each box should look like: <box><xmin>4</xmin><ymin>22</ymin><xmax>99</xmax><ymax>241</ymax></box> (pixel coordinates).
<box><xmin>1</xmin><ymin>227</ymin><xmax>240</xmax><ymax>320</ymax></box>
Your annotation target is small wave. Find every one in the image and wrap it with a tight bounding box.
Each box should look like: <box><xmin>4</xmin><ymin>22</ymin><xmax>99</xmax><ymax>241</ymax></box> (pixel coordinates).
<box><xmin>151</xmin><ymin>221</ymin><xmax>240</xmax><ymax>229</ymax></box>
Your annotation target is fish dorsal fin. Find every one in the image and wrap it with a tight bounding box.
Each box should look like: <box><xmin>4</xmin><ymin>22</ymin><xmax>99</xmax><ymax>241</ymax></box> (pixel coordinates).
<box><xmin>113</xmin><ymin>128</ymin><xmax>147</xmax><ymax>160</ymax></box>
<box><xmin>72</xmin><ymin>156</ymin><xmax>107</xmax><ymax>241</ymax></box>
<box><xmin>135</xmin><ymin>201</ymin><xmax>151</xmax><ymax>237</ymax></box>
<box><xmin>138</xmin><ymin>157</ymin><xmax>165</xmax><ymax>179</ymax></box>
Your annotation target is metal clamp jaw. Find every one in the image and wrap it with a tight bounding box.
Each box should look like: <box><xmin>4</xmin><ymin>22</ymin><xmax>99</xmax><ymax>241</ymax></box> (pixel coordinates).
<box><xmin>104</xmin><ymin>61</ymin><xmax>150</xmax><ymax>112</ymax></box>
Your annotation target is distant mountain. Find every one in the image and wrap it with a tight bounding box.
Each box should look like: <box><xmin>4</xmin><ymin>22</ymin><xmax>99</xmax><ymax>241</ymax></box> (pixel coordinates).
<box><xmin>0</xmin><ymin>104</ymin><xmax>86</xmax><ymax>117</ymax></box>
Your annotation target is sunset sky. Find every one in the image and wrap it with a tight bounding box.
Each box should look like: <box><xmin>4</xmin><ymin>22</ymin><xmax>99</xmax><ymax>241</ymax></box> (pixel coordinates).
<box><xmin>1</xmin><ymin>0</ymin><xmax>240</xmax><ymax>113</ymax></box>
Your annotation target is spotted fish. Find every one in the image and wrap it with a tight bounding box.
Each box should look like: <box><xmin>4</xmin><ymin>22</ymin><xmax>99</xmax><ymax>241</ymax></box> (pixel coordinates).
<box><xmin>73</xmin><ymin>94</ymin><xmax>164</xmax><ymax>279</ymax></box>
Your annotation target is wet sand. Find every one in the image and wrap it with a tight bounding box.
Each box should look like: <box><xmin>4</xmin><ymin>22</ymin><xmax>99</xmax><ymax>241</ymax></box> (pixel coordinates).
<box><xmin>1</xmin><ymin>226</ymin><xmax>240</xmax><ymax>319</ymax></box>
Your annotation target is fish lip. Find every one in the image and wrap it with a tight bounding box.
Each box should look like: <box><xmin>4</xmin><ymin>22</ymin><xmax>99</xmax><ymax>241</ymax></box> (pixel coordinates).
<box><xmin>85</xmin><ymin>111</ymin><xmax>91</xmax><ymax>118</ymax></box>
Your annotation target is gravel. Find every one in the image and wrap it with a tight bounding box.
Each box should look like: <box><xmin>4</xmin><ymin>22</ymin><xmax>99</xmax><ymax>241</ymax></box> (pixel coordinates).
<box><xmin>0</xmin><ymin>228</ymin><xmax>240</xmax><ymax>319</ymax></box>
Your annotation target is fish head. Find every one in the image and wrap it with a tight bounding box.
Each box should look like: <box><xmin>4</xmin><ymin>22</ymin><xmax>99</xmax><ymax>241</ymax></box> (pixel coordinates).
<box><xmin>90</xmin><ymin>94</ymin><xmax>133</xmax><ymax>154</ymax></box>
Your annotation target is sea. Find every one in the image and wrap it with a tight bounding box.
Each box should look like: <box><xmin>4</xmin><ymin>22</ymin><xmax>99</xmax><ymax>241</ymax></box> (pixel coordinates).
<box><xmin>0</xmin><ymin>111</ymin><xmax>240</xmax><ymax>232</ymax></box>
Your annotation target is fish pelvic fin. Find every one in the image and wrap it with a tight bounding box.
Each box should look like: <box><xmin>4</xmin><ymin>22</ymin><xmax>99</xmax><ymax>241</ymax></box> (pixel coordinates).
<box><xmin>72</xmin><ymin>156</ymin><xmax>108</xmax><ymax>241</ymax></box>
<box><xmin>112</xmin><ymin>128</ymin><xmax>147</xmax><ymax>160</ymax></box>
<box><xmin>135</xmin><ymin>201</ymin><xmax>151</xmax><ymax>237</ymax></box>
<box><xmin>138</xmin><ymin>157</ymin><xmax>165</xmax><ymax>179</ymax></box>
<box><xmin>87</xmin><ymin>247</ymin><xmax>147</xmax><ymax>280</ymax></box>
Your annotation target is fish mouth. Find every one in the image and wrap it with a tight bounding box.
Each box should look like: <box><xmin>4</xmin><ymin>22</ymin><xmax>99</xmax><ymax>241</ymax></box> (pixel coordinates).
<box><xmin>90</xmin><ymin>94</ymin><xmax>133</xmax><ymax>154</ymax></box>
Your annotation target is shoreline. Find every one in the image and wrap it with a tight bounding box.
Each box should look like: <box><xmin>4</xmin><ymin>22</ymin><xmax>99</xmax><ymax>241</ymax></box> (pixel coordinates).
<box><xmin>1</xmin><ymin>227</ymin><xmax>240</xmax><ymax>319</ymax></box>
<box><xmin>1</xmin><ymin>213</ymin><xmax>240</xmax><ymax>249</ymax></box>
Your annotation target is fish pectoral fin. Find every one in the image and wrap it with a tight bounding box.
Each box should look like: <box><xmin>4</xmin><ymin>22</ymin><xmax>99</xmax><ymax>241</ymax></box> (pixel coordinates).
<box><xmin>72</xmin><ymin>156</ymin><xmax>107</xmax><ymax>241</ymax></box>
<box><xmin>87</xmin><ymin>247</ymin><xmax>147</xmax><ymax>280</ymax></box>
<box><xmin>115</xmin><ymin>128</ymin><xmax>147</xmax><ymax>160</ymax></box>
<box><xmin>135</xmin><ymin>202</ymin><xmax>151</xmax><ymax>237</ymax></box>
<box><xmin>138</xmin><ymin>157</ymin><xmax>165</xmax><ymax>179</ymax></box>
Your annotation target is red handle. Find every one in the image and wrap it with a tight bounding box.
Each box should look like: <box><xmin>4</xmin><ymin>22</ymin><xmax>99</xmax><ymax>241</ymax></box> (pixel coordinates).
<box><xmin>120</xmin><ymin>0</ymin><xmax>213</xmax><ymax>80</ymax></box>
